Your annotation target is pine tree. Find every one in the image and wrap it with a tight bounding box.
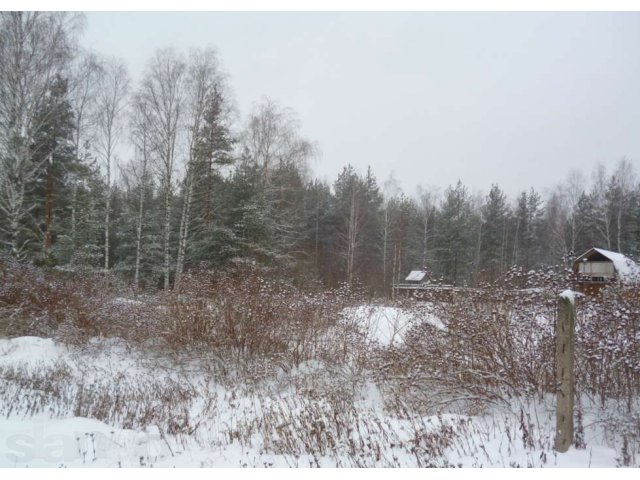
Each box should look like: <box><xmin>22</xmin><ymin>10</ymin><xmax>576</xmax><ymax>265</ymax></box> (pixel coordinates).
<box><xmin>0</xmin><ymin>12</ymin><xmax>81</xmax><ymax>260</ymax></box>
<box><xmin>28</xmin><ymin>75</ymin><xmax>77</xmax><ymax>265</ymax></box>
<box><xmin>434</xmin><ymin>181</ymin><xmax>476</xmax><ymax>286</ymax></box>
<box><xmin>479</xmin><ymin>184</ymin><xmax>509</xmax><ymax>281</ymax></box>
<box><xmin>187</xmin><ymin>84</ymin><xmax>235</xmax><ymax>271</ymax></box>
<box><xmin>333</xmin><ymin>165</ymin><xmax>382</xmax><ymax>289</ymax></box>
<box><xmin>512</xmin><ymin>188</ymin><xmax>544</xmax><ymax>270</ymax></box>
<box><xmin>301</xmin><ymin>179</ymin><xmax>334</xmax><ymax>284</ymax></box>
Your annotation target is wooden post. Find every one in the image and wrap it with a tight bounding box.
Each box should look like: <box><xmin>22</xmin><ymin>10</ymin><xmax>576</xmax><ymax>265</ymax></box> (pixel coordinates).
<box><xmin>555</xmin><ymin>291</ymin><xmax>576</xmax><ymax>453</ymax></box>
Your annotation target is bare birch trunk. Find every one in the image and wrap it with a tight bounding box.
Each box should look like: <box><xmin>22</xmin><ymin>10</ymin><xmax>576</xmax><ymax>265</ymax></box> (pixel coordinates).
<box><xmin>346</xmin><ymin>185</ymin><xmax>358</xmax><ymax>286</ymax></box>
<box><xmin>391</xmin><ymin>242</ymin><xmax>397</xmax><ymax>300</ymax></box>
<box><xmin>175</xmin><ymin>165</ymin><xmax>194</xmax><ymax>291</ymax></box>
<box><xmin>133</xmin><ymin>142</ymin><xmax>148</xmax><ymax>290</ymax></box>
<box><xmin>422</xmin><ymin>216</ymin><xmax>428</xmax><ymax>270</ymax></box>
<box><xmin>314</xmin><ymin>196</ymin><xmax>320</xmax><ymax>269</ymax></box>
<box><xmin>104</xmin><ymin>144</ymin><xmax>111</xmax><ymax>271</ymax></box>
<box><xmin>617</xmin><ymin>209</ymin><xmax>623</xmax><ymax>253</ymax></box>
<box><xmin>383</xmin><ymin>207</ymin><xmax>388</xmax><ymax>292</ymax></box>
<box><xmin>70</xmin><ymin>182</ymin><xmax>77</xmax><ymax>263</ymax></box>
<box><xmin>163</xmin><ymin>183</ymin><xmax>172</xmax><ymax>290</ymax></box>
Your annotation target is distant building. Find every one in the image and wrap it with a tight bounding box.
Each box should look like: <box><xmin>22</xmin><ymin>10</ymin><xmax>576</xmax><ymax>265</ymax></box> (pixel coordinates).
<box><xmin>393</xmin><ymin>269</ymin><xmax>441</xmax><ymax>299</ymax></box>
<box><xmin>573</xmin><ymin>247</ymin><xmax>640</xmax><ymax>295</ymax></box>
<box><xmin>404</xmin><ymin>270</ymin><xmax>430</xmax><ymax>284</ymax></box>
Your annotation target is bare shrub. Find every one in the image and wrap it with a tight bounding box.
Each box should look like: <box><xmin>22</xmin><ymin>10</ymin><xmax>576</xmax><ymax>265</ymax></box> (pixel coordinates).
<box><xmin>373</xmin><ymin>266</ymin><xmax>577</xmax><ymax>414</ymax></box>
<box><xmin>161</xmin><ymin>266</ymin><xmax>357</xmax><ymax>370</ymax></box>
<box><xmin>0</xmin><ymin>256</ymin><xmax>129</xmax><ymax>338</ymax></box>
<box><xmin>373</xmin><ymin>291</ymin><xmax>556</xmax><ymax>414</ymax></box>
<box><xmin>575</xmin><ymin>285</ymin><xmax>640</xmax><ymax>410</ymax></box>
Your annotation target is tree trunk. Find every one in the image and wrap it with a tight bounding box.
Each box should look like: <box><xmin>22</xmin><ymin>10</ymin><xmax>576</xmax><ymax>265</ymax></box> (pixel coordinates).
<box><xmin>43</xmin><ymin>153</ymin><xmax>54</xmax><ymax>261</ymax></box>
<box><xmin>104</xmin><ymin>151</ymin><xmax>110</xmax><ymax>271</ymax></box>
<box><xmin>500</xmin><ymin>217</ymin><xmax>507</xmax><ymax>275</ymax></box>
<box><xmin>314</xmin><ymin>192</ymin><xmax>320</xmax><ymax>269</ymax></box>
<box><xmin>383</xmin><ymin>207</ymin><xmax>388</xmax><ymax>293</ymax></box>
<box><xmin>391</xmin><ymin>242</ymin><xmax>397</xmax><ymax>300</ymax></box>
<box><xmin>346</xmin><ymin>185</ymin><xmax>359</xmax><ymax>286</ymax></box>
<box><xmin>616</xmin><ymin>208</ymin><xmax>623</xmax><ymax>253</ymax></box>
<box><xmin>422</xmin><ymin>214</ymin><xmax>428</xmax><ymax>270</ymax></box>
<box><xmin>70</xmin><ymin>182</ymin><xmax>77</xmax><ymax>263</ymax></box>
<box><xmin>175</xmin><ymin>165</ymin><xmax>194</xmax><ymax>291</ymax></box>
<box><xmin>163</xmin><ymin>183</ymin><xmax>172</xmax><ymax>290</ymax></box>
<box><xmin>133</xmin><ymin>143</ymin><xmax>148</xmax><ymax>290</ymax></box>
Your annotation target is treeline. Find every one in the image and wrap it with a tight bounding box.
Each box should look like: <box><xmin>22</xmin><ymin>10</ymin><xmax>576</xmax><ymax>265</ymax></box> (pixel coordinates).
<box><xmin>1</xmin><ymin>12</ymin><xmax>640</xmax><ymax>295</ymax></box>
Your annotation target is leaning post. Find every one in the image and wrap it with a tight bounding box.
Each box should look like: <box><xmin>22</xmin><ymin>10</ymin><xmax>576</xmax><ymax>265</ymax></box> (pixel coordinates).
<box><xmin>555</xmin><ymin>290</ymin><xmax>577</xmax><ymax>453</ymax></box>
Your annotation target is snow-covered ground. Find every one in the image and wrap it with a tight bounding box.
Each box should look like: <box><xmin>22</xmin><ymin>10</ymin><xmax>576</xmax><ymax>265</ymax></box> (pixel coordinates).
<box><xmin>0</xmin><ymin>308</ymin><xmax>632</xmax><ymax>468</ymax></box>
<box><xmin>345</xmin><ymin>304</ymin><xmax>445</xmax><ymax>346</ymax></box>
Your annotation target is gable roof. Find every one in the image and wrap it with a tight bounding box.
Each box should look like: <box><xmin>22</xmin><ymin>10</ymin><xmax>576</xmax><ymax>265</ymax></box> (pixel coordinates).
<box><xmin>574</xmin><ymin>247</ymin><xmax>640</xmax><ymax>282</ymax></box>
<box><xmin>405</xmin><ymin>270</ymin><xmax>427</xmax><ymax>282</ymax></box>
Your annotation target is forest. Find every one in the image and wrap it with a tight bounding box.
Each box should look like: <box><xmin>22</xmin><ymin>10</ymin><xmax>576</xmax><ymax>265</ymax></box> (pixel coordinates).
<box><xmin>1</xmin><ymin>12</ymin><xmax>639</xmax><ymax>296</ymax></box>
<box><xmin>1</xmin><ymin>11</ymin><xmax>640</xmax><ymax>468</ymax></box>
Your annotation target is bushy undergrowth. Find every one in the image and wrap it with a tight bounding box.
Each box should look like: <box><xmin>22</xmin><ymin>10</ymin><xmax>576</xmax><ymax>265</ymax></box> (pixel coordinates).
<box><xmin>0</xmin><ymin>260</ymin><xmax>365</xmax><ymax>376</ymax></box>
<box><xmin>577</xmin><ymin>286</ymin><xmax>640</xmax><ymax>410</ymax></box>
<box><xmin>0</xmin><ymin>257</ymin><xmax>127</xmax><ymax>338</ymax></box>
<box><xmin>1</xmin><ymin>258</ymin><xmax>639</xmax><ymax>465</ymax></box>
<box><xmin>374</xmin><ymin>265</ymin><xmax>639</xmax><ymax>411</ymax></box>
<box><xmin>163</xmin><ymin>267</ymin><xmax>359</xmax><ymax>366</ymax></box>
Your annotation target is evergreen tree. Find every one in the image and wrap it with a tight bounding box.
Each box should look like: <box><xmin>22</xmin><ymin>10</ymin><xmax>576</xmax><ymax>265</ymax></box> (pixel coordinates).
<box><xmin>332</xmin><ymin>165</ymin><xmax>382</xmax><ymax>290</ymax></box>
<box><xmin>28</xmin><ymin>75</ymin><xmax>78</xmax><ymax>265</ymax></box>
<box><xmin>512</xmin><ymin>188</ymin><xmax>544</xmax><ymax>270</ymax></box>
<box><xmin>302</xmin><ymin>179</ymin><xmax>335</xmax><ymax>285</ymax></box>
<box><xmin>187</xmin><ymin>85</ymin><xmax>235</xmax><ymax>270</ymax></box>
<box><xmin>479</xmin><ymin>184</ymin><xmax>509</xmax><ymax>281</ymax></box>
<box><xmin>434</xmin><ymin>181</ymin><xmax>476</xmax><ymax>286</ymax></box>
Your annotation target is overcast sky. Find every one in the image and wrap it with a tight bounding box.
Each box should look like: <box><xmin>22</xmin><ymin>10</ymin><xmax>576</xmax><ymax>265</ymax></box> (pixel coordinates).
<box><xmin>83</xmin><ymin>11</ymin><xmax>640</xmax><ymax>198</ymax></box>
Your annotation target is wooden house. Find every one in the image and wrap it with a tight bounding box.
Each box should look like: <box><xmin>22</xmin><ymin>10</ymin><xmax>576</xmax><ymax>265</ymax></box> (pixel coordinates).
<box><xmin>393</xmin><ymin>270</ymin><xmax>455</xmax><ymax>300</ymax></box>
<box><xmin>404</xmin><ymin>270</ymin><xmax>430</xmax><ymax>285</ymax></box>
<box><xmin>573</xmin><ymin>247</ymin><xmax>640</xmax><ymax>295</ymax></box>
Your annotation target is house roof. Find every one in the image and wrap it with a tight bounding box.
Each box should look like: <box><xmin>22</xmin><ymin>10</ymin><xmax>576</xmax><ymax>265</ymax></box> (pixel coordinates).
<box><xmin>405</xmin><ymin>270</ymin><xmax>427</xmax><ymax>282</ymax></box>
<box><xmin>574</xmin><ymin>247</ymin><xmax>640</xmax><ymax>282</ymax></box>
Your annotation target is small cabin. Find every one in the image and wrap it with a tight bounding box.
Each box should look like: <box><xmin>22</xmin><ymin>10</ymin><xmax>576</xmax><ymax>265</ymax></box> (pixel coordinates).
<box><xmin>404</xmin><ymin>270</ymin><xmax>430</xmax><ymax>285</ymax></box>
<box><xmin>393</xmin><ymin>270</ymin><xmax>435</xmax><ymax>299</ymax></box>
<box><xmin>573</xmin><ymin>247</ymin><xmax>640</xmax><ymax>295</ymax></box>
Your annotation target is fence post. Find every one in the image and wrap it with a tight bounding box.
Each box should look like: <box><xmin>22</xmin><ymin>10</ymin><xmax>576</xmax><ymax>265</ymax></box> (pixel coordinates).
<box><xmin>555</xmin><ymin>291</ymin><xmax>576</xmax><ymax>453</ymax></box>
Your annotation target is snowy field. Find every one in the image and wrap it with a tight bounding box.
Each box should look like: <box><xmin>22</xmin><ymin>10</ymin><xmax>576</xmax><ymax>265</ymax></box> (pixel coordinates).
<box><xmin>0</xmin><ymin>304</ymin><xmax>632</xmax><ymax>468</ymax></box>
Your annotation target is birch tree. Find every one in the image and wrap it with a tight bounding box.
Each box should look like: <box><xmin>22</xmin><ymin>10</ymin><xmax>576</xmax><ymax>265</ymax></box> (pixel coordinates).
<box><xmin>591</xmin><ymin>164</ymin><xmax>613</xmax><ymax>250</ymax></box>
<box><xmin>241</xmin><ymin>99</ymin><xmax>312</xmax><ymax>181</ymax></box>
<box><xmin>610</xmin><ymin>158</ymin><xmax>635</xmax><ymax>253</ymax></box>
<box><xmin>129</xmin><ymin>95</ymin><xmax>153</xmax><ymax>289</ymax></box>
<box><xmin>334</xmin><ymin>165</ymin><xmax>382</xmax><ymax>287</ymax></box>
<box><xmin>67</xmin><ymin>51</ymin><xmax>101</xmax><ymax>263</ymax></box>
<box><xmin>175</xmin><ymin>48</ymin><xmax>230</xmax><ymax>289</ymax></box>
<box><xmin>382</xmin><ymin>173</ymin><xmax>401</xmax><ymax>293</ymax></box>
<box><xmin>564</xmin><ymin>169</ymin><xmax>585</xmax><ymax>256</ymax></box>
<box><xmin>137</xmin><ymin>48</ymin><xmax>186</xmax><ymax>289</ymax></box>
<box><xmin>240</xmin><ymin>100</ymin><xmax>313</xmax><ymax>262</ymax></box>
<box><xmin>0</xmin><ymin>12</ymin><xmax>82</xmax><ymax>259</ymax></box>
<box><xmin>95</xmin><ymin>57</ymin><xmax>129</xmax><ymax>270</ymax></box>
<box><xmin>416</xmin><ymin>185</ymin><xmax>437</xmax><ymax>270</ymax></box>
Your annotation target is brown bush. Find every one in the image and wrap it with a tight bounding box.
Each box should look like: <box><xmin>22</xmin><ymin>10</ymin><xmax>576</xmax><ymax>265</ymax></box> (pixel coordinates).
<box><xmin>0</xmin><ymin>256</ymin><xmax>130</xmax><ymax>338</ymax></box>
<box><xmin>161</xmin><ymin>265</ymin><xmax>356</xmax><ymax>369</ymax></box>
<box><xmin>576</xmin><ymin>284</ymin><xmax>640</xmax><ymax>411</ymax></box>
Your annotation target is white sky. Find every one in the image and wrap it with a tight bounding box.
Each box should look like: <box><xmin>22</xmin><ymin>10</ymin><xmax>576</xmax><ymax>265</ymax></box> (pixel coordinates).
<box><xmin>81</xmin><ymin>11</ymin><xmax>640</xmax><ymax>198</ymax></box>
